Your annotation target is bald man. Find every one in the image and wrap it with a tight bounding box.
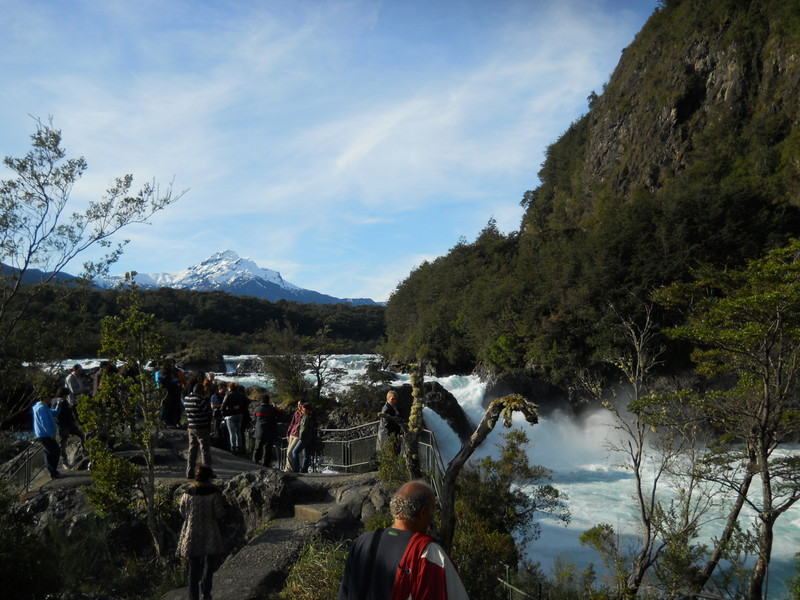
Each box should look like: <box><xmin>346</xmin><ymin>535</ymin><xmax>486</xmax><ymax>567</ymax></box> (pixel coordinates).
<box><xmin>338</xmin><ymin>480</ymin><xmax>469</xmax><ymax>600</ymax></box>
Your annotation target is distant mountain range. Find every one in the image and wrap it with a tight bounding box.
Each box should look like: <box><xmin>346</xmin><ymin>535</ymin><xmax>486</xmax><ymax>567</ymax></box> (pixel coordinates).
<box><xmin>93</xmin><ymin>250</ymin><xmax>381</xmax><ymax>305</ymax></box>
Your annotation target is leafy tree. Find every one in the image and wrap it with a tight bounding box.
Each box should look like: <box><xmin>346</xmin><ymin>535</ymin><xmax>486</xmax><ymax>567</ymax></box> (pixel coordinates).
<box><xmin>580</xmin><ymin>303</ymin><xmax>676</xmax><ymax>598</ymax></box>
<box><xmin>654</xmin><ymin>239</ymin><xmax>800</xmax><ymax>600</ymax></box>
<box><xmin>0</xmin><ymin>117</ymin><xmax>182</xmax><ymax>422</ymax></box>
<box><xmin>580</xmin><ymin>300</ymin><xmax>762</xmax><ymax>598</ymax></box>
<box><xmin>438</xmin><ymin>393</ymin><xmax>547</xmax><ymax>552</ymax></box>
<box><xmin>78</xmin><ymin>282</ymin><xmax>170</xmax><ymax>557</ymax></box>
<box><xmin>453</xmin><ymin>430</ymin><xmax>569</xmax><ymax>600</ymax></box>
<box><xmin>261</xmin><ymin>321</ymin><xmax>315</xmax><ymax>403</ymax></box>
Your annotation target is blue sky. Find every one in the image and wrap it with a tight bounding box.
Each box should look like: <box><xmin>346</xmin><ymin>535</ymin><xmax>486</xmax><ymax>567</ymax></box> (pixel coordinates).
<box><xmin>1</xmin><ymin>0</ymin><xmax>659</xmax><ymax>302</ymax></box>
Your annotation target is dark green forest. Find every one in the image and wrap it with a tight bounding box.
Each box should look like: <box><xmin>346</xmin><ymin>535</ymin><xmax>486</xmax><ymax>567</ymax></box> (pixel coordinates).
<box><xmin>20</xmin><ymin>285</ymin><xmax>386</xmax><ymax>360</ymax></box>
<box><xmin>384</xmin><ymin>0</ymin><xmax>800</xmax><ymax>381</ymax></box>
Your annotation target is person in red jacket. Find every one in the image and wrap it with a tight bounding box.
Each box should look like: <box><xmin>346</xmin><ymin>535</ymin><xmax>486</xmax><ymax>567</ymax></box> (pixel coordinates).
<box><xmin>338</xmin><ymin>480</ymin><xmax>469</xmax><ymax>600</ymax></box>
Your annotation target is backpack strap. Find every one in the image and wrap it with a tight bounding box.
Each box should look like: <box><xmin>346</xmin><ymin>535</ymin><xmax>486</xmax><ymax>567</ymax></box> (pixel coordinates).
<box><xmin>357</xmin><ymin>528</ymin><xmax>384</xmax><ymax>600</ymax></box>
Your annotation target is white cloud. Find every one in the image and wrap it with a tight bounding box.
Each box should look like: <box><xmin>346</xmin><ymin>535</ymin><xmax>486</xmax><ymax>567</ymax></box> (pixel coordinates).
<box><xmin>1</xmin><ymin>0</ymin><xmax>659</xmax><ymax>301</ymax></box>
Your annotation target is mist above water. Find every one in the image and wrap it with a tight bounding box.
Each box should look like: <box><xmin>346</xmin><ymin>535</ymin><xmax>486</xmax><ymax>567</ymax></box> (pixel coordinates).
<box><xmin>60</xmin><ymin>354</ymin><xmax>799</xmax><ymax>595</ymax></box>
<box><xmin>412</xmin><ymin>369</ymin><xmax>799</xmax><ymax>597</ymax></box>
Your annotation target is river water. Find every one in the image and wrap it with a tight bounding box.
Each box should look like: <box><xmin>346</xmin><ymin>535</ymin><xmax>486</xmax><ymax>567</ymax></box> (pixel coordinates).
<box><xmin>61</xmin><ymin>354</ymin><xmax>799</xmax><ymax>596</ymax></box>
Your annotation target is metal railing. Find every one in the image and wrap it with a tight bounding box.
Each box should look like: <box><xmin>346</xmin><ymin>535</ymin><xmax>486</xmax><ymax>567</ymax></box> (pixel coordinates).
<box><xmin>0</xmin><ymin>441</ymin><xmax>44</xmax><ymax>493</ymax></box>
<box><xmin>277</xmin><ymin>420</ymin><xmax>447</xmax><ymax>495</ymax></box>
<box><xmin>5</xmin><ymin>421</ymin><xmax>449</xmax><ymax>498</ymax></box>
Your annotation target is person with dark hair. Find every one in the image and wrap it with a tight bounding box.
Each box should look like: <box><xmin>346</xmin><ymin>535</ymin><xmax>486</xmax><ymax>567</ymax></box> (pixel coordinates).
<box><xmin>338</xmin><ymin>480</ymin><xmax>469</xmax><ymax>600</ymax></box>
<box><xmin>92</xmin><ymin>361</ymin><xmax>117</xmax><ymax>397</ymax></box>
<box><xmin>221</xmin><ymin>382</ymin><xmax>247</xmax><ymax>454</ymax></box>
<box><xmin>210</xmin><ymin>383</ymin><xmax>227</xmax><ymax>442</ymax></box>
<box><xmin>252</xmin><ymin>392</ymin><xmax>281</xmax><ymax>467</ymax></box>
<box><xmin>65</xmin><ymin>363</ymin><xmax>86</xmax><ymax>407</ymax></box>
<box><xmin>32</xmin><ymin>392</ymin><xmax>63</xmax><ymax>479</ymax></box>
<box><xmin>55</xmin><ymin>386</ymin><xmax>85</xmax><ymax>468</ymax></box>
<box><xmin>290</xmin><ymin>402</ymin><xmax>317</xmax><ymax>473</ymax></box>
<box><xmin>183</xmin><ymin>383</ymin><xmax>213</xmax><ymax>479</ymax></box>
<box><xmin>177</xmin><ymin>464</ymin><xmax>226</xmax><ymax>600</ymax></box>
<box><xmin>158</xmin><ymin>363</ymin><xmax>184</xmax><ymax>428</ymax></box>
<box><xmin>283</xmin><ymin>400</ymin><xmax>305</xmax><ymax>471</ymax></box>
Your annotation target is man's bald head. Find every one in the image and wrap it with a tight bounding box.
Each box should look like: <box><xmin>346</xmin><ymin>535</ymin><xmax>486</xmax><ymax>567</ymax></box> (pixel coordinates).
<box><xmin>390</xmin><ymin>480</ymin><xmax>436</xmax><ymax>532</ymax></box>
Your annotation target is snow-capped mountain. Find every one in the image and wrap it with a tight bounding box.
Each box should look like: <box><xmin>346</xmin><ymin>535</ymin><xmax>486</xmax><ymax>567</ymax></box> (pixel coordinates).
<box><xmin>95</xmin><ymin>251</ymin><xmax>380</xmax><ymax>306</ymax></box>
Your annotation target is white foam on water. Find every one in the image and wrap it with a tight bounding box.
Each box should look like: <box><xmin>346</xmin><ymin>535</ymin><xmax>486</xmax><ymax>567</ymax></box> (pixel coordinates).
<box><xmin>59</xmin><ymin>355</ymin><xmax>799</xmax><ymax>594</ymax></box>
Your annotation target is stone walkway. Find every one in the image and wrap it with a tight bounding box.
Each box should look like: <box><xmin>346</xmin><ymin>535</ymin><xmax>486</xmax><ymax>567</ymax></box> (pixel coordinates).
<box><xmin>21</xmin><ymin>429</ymin><xmax>377</xmax><ymax>600</ymax></box>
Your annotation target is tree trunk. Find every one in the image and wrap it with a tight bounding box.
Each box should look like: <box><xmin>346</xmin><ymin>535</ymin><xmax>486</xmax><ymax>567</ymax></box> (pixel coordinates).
<box><xmin>747</xmin><ymin>515</ymin><xmax>775</xmax><ymax>600</ymax></box>
<box><xmin>438</xmin><ymin>394</ymin><xmax>537</xmax><ymax>552</ymax></box>
<box><xmin>404</xmin><ymin>364</ymin><xmax>424</xmax><ymax>479</ymax></box>
<box><xmin>693</xmin><ymin>472</ymin><xmax>753</xmax><ymax>593</ymax></box>
<box><xmin>145</xmin><ymin>435</ymin><xmax>165</xmax><ymax>557</ymax></box>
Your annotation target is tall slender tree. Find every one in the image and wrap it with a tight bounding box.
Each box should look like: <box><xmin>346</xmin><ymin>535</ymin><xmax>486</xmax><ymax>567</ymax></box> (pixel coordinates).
<box><xmin>0</xmin><ymin>118</ymin><xmax>182</xmax><ymax>422</ymax></box>
<box><xmin>655</xmin><ymin>239</ymin><xmax>800</xmax><ymax>600</ymax></box>
<box><xmin>78</xmin><ymin>282</ymin><xmax>169</xmax><ymax>557</ymax></box>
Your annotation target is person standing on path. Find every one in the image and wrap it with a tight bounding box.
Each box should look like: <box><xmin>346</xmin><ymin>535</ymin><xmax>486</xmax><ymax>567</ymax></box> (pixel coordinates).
<box><xmin>290</xmin><ymin>402</ymin><xmax>317</xmax><ymax>473</ymax></box>
<box><xmin>209</xmin><ymin>382</ymin><xmax>226</xmax><ymax>442</ymax></box>
<box><xmin>283</xmin><ymin>400</ymin><xmax>304</xmax><ymax>471</ymax></box>
<box><xmin>220</xmin><ymin>382</ymin><xmax>247</xmax><ymax>454</ymax></box>
<box><xmin>32</xmin><ymin>392</ymin><xmax>63</xmax><ymax>480</ymax></box>
<box><xmin>252</xmin><ymin>393</ymin><xmax>280</xmax><ymax>467</ymax></box>
<box><xmin>177</xmin><ymin>464</ymin><xmax>227</xmax><ymax>600</ymax></box>
<box><xmin>376</xmin><ymin>390</ymin><xmax>402</xmax><ymax>453</ymax></box>
<box><xmin>65</xmin><ymin>363</ymin><xmax>86</xmax><ymax>407</ymax></box>
<box><xmin>55</xmin><ymin>386</ymin><xmax>86</xmax><ymax>468</ymax></box>
<box><xmin>183</xmin><ymin>383</ymin><xmax>213</xmax><ymax>479</ymax></box>
<box><xmin>338</xmin><ymin>480</ymin><xmax>469</xmax><ymax>600</ymax></box>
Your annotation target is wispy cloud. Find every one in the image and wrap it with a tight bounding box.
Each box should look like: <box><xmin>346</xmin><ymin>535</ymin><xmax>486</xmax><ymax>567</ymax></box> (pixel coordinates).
<box><xmin>0</xmin><ymin>0</ymin><xmax>658</xmax><ymax>301</ymax></box>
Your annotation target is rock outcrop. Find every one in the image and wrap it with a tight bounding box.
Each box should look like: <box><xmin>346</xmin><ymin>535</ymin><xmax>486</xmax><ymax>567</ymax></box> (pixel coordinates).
<box><xmin>15</xmin><ymin>429</ymin><xmax>390</xmax><ymax>600</ymax></box>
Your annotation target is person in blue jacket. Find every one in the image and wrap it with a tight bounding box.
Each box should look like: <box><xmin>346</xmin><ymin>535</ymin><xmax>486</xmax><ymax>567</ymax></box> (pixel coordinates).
<box><xmin>32</xmin><ymin>391</ymin><xmax>63</xmax><ymax>479</ymax></box>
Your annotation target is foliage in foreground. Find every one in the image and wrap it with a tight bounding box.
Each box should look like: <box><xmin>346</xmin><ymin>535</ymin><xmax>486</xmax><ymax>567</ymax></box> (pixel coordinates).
<box><xmin>2</xmin><ymin>477</ymin><xmax>182</xmax><ymax>600</ymax></box>
<box><xmin>452</xmin><ymin>429</ymin><xmax>570</xmax><ymax>600</ymax></box>
<box><xmin>278</xmin><ymin>538</ymin><xmax>349</xmax><ymax>600</ymax></box>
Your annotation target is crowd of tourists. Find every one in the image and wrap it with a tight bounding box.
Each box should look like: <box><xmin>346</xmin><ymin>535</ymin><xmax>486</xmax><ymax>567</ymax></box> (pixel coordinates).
<box><xmin>32</xmin><ymin>367</ymin><xmax>471</xmax><ymax>599</ymax></box>
<box><xmin>31</xmin><ymin>362</ymin><xmax>323</xmax><ymax>482</ymax></box>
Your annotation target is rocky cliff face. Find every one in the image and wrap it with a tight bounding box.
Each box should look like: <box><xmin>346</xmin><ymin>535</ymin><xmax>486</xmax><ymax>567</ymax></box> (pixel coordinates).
<box><xmin>378</xmin><ymin>1</ymin><xmax>800</xmax><ymax>378</ymax></box>
<box><xmin>530</xmin><ymin>0</ymin><xmax>800</xmax><ymax>222</ymax></box>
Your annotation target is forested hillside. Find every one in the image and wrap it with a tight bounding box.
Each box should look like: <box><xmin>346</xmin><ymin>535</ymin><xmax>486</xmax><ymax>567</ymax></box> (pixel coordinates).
<box><xmin>385</xmin><ymin>0</ymin><xmax>800</xmax><ymax>379</ymax></box>
<box><xmin>28</xmin><ymin>286</ymin><xmax>385</xmax><ymax>359</ymax></box>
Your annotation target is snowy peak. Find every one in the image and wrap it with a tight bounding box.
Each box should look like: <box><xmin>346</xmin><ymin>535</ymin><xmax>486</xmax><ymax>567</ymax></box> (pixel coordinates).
<box><xmin>171</xmin><ymin>250</ymin><xmax>300</xmax><ymax>291</ymax></box>
<box><xmin>96</xmin><ymin>251</ymin><xmax>379</xmax><ymax>306</ymax></box>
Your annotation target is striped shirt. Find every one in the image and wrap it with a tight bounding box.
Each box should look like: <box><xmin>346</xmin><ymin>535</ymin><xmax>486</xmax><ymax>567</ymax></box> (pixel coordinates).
<box><xmin>183</xmin><ymin>394</ymin><xmax>212</xmax><ymax>429</ymax></box>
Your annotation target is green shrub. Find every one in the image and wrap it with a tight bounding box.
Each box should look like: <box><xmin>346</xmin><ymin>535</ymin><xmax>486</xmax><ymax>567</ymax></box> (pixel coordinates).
<box><xmin>279</xmin><ymin>538</ymin><xmax>348</xmax><ymax>600</ymax></box>
<box><xmin>376</xmin><ymin>434</ymin><xmax>407</xmax><ymax>488</ymax></box>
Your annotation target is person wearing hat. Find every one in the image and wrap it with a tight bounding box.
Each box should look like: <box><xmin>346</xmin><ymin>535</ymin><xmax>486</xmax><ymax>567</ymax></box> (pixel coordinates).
<box><xmin>177</xmin><ymin>464</ymin><xmax>227</xmax><ymax>600</ymax></box>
